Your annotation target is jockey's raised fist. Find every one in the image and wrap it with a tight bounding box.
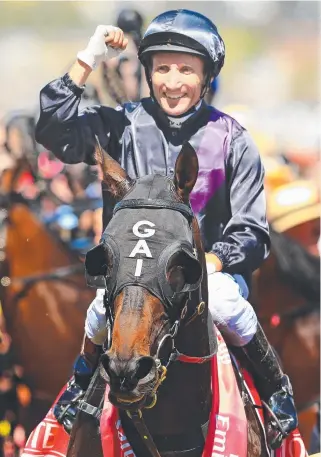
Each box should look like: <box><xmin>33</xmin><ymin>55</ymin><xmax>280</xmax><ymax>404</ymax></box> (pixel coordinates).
<box><xmin>104</xmin><ymin>26</ymin><xmax>128</xmax><ymax>50</ymax></box>
<box><xmin>77</xmin><ymin>25</ymin><xmax>128</xmax><ymax>71</ymax></box>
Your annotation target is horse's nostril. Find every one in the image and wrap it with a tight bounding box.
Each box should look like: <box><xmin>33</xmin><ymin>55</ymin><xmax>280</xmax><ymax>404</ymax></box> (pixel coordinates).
<box><xmin>100</xmin><ymin>354</ymin><xmax>155</xmax><ymax>392</ymax></box>
<box><xmin>135</xmin><ymin>356</ymin><xmax>155</xmax><ymax>381</ymax></box>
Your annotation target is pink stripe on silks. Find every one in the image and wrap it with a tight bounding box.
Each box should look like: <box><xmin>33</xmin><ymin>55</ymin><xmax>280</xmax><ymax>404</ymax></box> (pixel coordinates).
<box><xmin>190</xmin><ymin>110</ymin><xmax>232</xmax><ymax>215</ymax></box>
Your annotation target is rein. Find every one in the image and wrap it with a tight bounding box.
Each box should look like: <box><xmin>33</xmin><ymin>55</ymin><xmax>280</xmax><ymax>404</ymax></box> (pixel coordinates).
<box><xmin>0</xmin><ymin>192</ymin><xmax>95</xmax><ymax>305</ymax></box>
<box><xmin>1</xmin><ymin>264</ymin><xmax>85</xmax><ymax>306</ymax></box>
<box><xmin>8</xmin><ymin>264</ymin><xmax>84</xmax><ymax>288</ymax></box>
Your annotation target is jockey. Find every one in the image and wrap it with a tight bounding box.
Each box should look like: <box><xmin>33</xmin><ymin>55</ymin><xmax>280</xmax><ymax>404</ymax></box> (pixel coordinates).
<box><xmin>35</xmin><ymin>9</ymin><xmax>298</xmax><ymax>448</ymax></box>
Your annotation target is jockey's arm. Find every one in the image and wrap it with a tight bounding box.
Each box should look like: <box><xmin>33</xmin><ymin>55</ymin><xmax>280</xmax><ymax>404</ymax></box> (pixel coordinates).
<box><xmin>210</xmin><ymin>129</ymin><xmax>271</xmax><ymax>274</ymax></box>
<box><xmin>69</xmin><ymin>59</ymin><xmax>92</xmax><ymax>87</ymax></box>
<box><xmin>35</xmin><ymin>25</ymin><xmax>127</xmax><ymax>166</ymax></box>
<box><xmin>35</xmin><ymin>74</ymin><xmax>125</xmax><ymax>166</ymax></box>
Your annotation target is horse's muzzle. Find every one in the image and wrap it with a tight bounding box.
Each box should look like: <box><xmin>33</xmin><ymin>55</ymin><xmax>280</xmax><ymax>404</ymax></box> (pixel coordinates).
<box><xmin>100</xmin><ymin>353</ymin><xmax>158</xmax><ymax>408</ymax></box>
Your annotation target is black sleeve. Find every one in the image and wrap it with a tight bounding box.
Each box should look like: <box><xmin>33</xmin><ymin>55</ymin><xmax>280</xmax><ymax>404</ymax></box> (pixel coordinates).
<box><xmin>35</xmin><ymin>73</ymin><xmax>125</xmax><ymax>165</ymax></box>
<box><xmin>211</xmin><ymin>129</ymin><xmax>270</xmax><ymax>273</ymax></box>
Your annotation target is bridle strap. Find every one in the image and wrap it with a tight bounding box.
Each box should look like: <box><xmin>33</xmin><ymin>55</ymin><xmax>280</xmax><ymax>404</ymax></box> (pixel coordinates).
<box><xmin>5</xmin><ymin>264</ymin><xmax>86</xmax><ymax>309</ymax></box>
<box><xmin>127</xmin><ymin>411</ymin><xmax>162</xmax><ymax>457</ymax></box>
<box><xmin>9</xmin><ymin>264</ymin><xmax>84</xmax><ymax>287</ymax></box>
<box><xmin>127</xmin><ymin>411</ymin><xmax>209</xmax><ymax>457</ymax></box>
<box><xmin>113</xmin><ymin>198</ymin><xmax>194</xmax><ymax>221</ymax></box>
<box><xmin>174</xmin><ymin>349</ymin><xmax>217</xmax><ymax>364</ymax></box>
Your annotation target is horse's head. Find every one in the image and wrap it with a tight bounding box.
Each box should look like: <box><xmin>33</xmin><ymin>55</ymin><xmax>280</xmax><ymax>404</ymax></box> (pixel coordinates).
<box><xmin>85</xmin><ymin>140</ymin><xmax>204</xmax><ymax>410</ymax></box>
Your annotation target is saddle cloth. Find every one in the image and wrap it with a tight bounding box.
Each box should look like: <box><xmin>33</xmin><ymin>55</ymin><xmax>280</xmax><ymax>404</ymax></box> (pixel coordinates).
<box><xmin>21</xmin><ymin>329</ymin><xmax>307</xmax><ymax>457</ymax></box>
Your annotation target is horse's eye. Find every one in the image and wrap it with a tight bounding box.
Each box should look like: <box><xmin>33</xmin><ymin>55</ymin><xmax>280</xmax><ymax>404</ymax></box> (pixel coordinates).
<box><xmin>167</xmin><ymin>266</ymin><xmax>185</xmax><ymax>292</ymax></box>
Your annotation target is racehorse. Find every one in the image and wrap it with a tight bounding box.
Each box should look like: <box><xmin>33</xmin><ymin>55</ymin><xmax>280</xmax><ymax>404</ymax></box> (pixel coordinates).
<box><xmin>0</xmin><ymin>161</ymin><xmax>95</xmax><ymax>407</ymax></box>
<box><xmin>252</xmin><ymin>227</ymin><xmax>320</xmax><ymax>448</ymax></box>
<box><xmin>66</xmin><ymin>141</ymin><xmax>268</xmax><ymax>457</ymax></box>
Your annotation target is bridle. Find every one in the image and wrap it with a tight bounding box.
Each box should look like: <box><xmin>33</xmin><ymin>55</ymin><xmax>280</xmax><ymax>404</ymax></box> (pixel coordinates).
<box><xmin>104</xmin><ymin>196</ymin><xmax>217</xmax><ymax>367</ymax></box>
<box><xmin>80</xmin><ymin>281</ymin><xmax>216</xmax><ymax>457</ymax></box>
<box><xmin>80</xmin><ymin>197</ymin><xmax>217</xmax><ymax>457</ymax></box>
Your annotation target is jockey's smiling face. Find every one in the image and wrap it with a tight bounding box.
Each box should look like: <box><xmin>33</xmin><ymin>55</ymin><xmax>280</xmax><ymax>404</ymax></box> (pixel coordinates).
<box><xmin>151</xmin><ymin>52</ymin><xmax>205</xmax><ymax>116</ymax></box>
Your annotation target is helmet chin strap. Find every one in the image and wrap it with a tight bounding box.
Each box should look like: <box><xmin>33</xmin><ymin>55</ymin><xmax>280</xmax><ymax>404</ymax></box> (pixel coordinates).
<box><xmin>201</xmin><ymin>71</ymin><xmax>212</xmax><ymax>98</ymax></box>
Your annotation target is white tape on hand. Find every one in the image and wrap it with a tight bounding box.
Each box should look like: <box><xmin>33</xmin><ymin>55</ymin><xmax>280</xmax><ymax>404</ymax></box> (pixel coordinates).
<box><xmin>77</xmin><ymin>25</ymin><xmax>122</xmax><ymax>70</ymax></box>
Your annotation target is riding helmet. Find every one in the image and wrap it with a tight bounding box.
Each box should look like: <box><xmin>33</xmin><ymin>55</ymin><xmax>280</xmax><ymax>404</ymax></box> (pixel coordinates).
<box><xmin>138</xmin><ymin>9</ymin><xmax>225</xmax><ymax>85</ymax></box>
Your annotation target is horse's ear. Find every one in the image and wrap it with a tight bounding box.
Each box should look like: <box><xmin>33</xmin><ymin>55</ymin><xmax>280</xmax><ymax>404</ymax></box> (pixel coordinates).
<box><xmin>173</xmin><ymin>141</ymin><xmax>199</xmax><ymax>202</ymax></box>
<box><xmin>94</xmin><ymin>136</ymin><xmax>132</xmax><ymax>200</ymax></box>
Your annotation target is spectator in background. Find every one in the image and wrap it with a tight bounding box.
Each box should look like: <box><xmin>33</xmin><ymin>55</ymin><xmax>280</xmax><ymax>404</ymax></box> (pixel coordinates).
<box><xmin>102</xmin><ymin>8</ymin><xmax>148</xmax><ymax>103</ymax></box>
<box><xmin>0</xmin><ymin>113</ymin><xmax>40</xmax><ymax>200</ymax></box>
<box><xmin>116</xmin><ymin>8</ymin><xmax>143</xmax><ymax>49</ymax></box>
<box><xmin>0</xmin><ymin>108</ymin><xmax>102</xmax><ymax>252</ymax></box>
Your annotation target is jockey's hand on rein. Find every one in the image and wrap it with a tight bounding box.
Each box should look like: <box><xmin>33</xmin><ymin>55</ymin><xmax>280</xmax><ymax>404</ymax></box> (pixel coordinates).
<box><xmin>77</xmin><ymin>25</ymin><xmax>129</xmax><ymax>71</ymax></box>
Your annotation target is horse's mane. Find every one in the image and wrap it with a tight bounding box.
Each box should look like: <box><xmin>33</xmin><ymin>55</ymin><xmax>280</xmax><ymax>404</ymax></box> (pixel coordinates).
<box><xmin>270</xmin><ymin>226</ymin><xmax>320</xmax><ymax>303</ymax></box>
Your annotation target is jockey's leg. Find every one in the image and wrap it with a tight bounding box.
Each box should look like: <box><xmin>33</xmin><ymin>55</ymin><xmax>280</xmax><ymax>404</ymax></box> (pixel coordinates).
<box><xmin>53</xmin><ymin>289</ymin><xmax>106</xmax><ymax>433</ymax></box>
<box><xmin>84</xmin><ymin>288</ymin><xmax>109</xmax><ymax>346</ymax></box>
<box><xmin>207</xmin><ymin>270</ymin><xmax>298</xmax><ymax>450</ymax></box>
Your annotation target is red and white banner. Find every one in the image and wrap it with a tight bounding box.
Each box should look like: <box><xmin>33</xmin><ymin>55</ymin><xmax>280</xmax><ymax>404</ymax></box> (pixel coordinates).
<box><xmin>22</xmin><ymin>330</ymin><xmax>307</xmax><ymax>457</ymax></box>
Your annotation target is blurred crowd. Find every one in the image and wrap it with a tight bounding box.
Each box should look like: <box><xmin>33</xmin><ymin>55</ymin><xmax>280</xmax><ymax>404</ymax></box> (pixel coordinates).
<box><xmin>0</xmin><ymin>309</ymin><xmax>31</xmax><ymax>457</ymax></box>
<box><xmin>0</xmin><ymin>6</ymin><xmax>319</xmax><ymax>457</ymax></box>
